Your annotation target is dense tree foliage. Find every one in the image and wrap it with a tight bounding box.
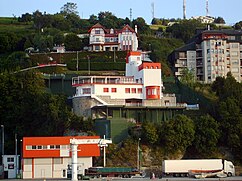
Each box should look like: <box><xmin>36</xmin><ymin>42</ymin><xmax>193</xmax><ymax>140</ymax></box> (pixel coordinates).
<box><xmin>212</xmin><ymin>73</ymin><xmax>242</xmax><ymax>163</ymax></box>
<box><xmin>166</xmin><ymin>19</ymin><xmax>204</xmax><ymax>43</ymax></box>
<box><xmin>193</xmin><ymin>115</ymin><xmax>220</xmax><ymax>156</ymax></box>
<box><xmin>214</xmin><ymin>17</ymin><xmax>226</xmax><ymax>24</ymax></box>
<box><xmin>233</xmin><ymin>21</ymin><xmax>242</xmax><ymax>30</ymax></box>
<box><xmin>142</xmin><ymin>122</ymin><xmax>159</xmax><ymax>144</ymax></box>
<box><xmin>0</xmin><ymin>71</ymin><xmax>94</xmax><ymax>154</ymax></box>
<box><xmin>161</xmin><ymin>115</ymin><xmax>195</xmax><ymax>154</ymax></box>
<box><xmin>60</xmin><ymin>2</ymin><xmax>78</xmax><ymax>16</ymax></box>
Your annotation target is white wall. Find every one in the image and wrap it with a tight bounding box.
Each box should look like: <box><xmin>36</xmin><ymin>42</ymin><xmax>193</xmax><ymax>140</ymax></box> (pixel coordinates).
<box><xmin>23</xmin><ymin>157</ymin><xmax>93</xmax><ymax>179</ymax></box>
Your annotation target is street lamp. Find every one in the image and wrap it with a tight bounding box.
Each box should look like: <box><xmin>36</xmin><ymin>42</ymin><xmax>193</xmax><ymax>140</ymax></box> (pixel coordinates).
<box><xmin>1</xmin><ymin>125</ymin><xmax>4</xmax><ymax>164</ymax></box>
<box><xmin>137</xmin><ymin>138</ymin><xmax>141</xmax><ymax>170</ymax></box>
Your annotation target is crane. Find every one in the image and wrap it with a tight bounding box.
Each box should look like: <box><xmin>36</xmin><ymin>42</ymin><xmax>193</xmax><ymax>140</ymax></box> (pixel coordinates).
<box><xmin>70</xmin><ymin>137</ymin><xmax>112</xmax><ymax>181</ymax></box>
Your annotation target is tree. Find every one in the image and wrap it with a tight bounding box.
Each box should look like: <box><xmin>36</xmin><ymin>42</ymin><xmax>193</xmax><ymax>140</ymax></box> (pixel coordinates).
<box><xmin>60</xmin><ymin>2</ymin><xmax>78</xmax><ymax>16</ymax></box>
<box><xmin>64</xmin><ymin>33</ymin><xmax>82</xmax><ymax>51</ymax></box>
<box><xmin>98</xmin><ymin>11</ymin><xmax>119</xmax><ymax>28</ymax></box>
<box><xmin>233</xmin><ymin>21</ymin><xmax>242</xmax><ymax>30</ymax></box>
<box><xmin>212</xmin><ymin>73</ymin><xmax>242</xmax><ymax>163</ymax></box>
<box><xmin>180</xmin><ymin>68</ymin><xmax>196</xmax><ymax>87</ymax></box>
<box><xmin>214</xmin><ymin>17</ymin><xmax>225</xmax><ymax>24</ymax></box>
<box><xmin>18</xmin><ymin>13</ymin><xmax>32</xmax><ymax>22</ymax></box>
<box><xmin>142</xmin><ymin>122</ymin><xmax>159</xmax><ymax>144</ymax></box>
<box><xmin>166</xmin><ymin>19</ymin><xmax>204</xmax><ymax>43</ymax></box>
<box><xmin>89</xmin><ymin>14</ymin><xmax>98</xmax><ymax>25</ymax></box>
<box><xmin>193</xmin><ymin>115</ymin><xmax>220</xmax><ymax>156</ymax></box>
<box><xmin>52</xmin><ymin>14</ymin><xmax>71</xmax><ymax>31</ymax></box>
<box><xmin>132</xmin><ymin>17</ymin><xmax>150</xmax><ymax>34</ymax></box>
<box><xmin>161</xmin><ymin>115</ymin><xmax>195</xmax><ymax>154</ymax></box>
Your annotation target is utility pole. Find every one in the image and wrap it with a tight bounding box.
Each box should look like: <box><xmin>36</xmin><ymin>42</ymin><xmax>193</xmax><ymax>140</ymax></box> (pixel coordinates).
<box><xmin>137</xmin><ymin>138</ymin><xmax>141</xmax><ymax>170</ymax></box>
<box><xmin>87</xmin><ymin>55</ymin><xmax>90</xmax><ymax>75</ymax></box>
<box><xmin>15</xmin><ymin>133</ymin><xmax>18</xmax><ymax>176</ymax></box>
<box><xmin>1</xmin><ymin>125</ymin><xmax>4</xmax><ymax>165</ymax></box>
<box><xmin>76</xmin><ymin>51</ymin><xmax>79</xmax><ymax>71</ymax></box>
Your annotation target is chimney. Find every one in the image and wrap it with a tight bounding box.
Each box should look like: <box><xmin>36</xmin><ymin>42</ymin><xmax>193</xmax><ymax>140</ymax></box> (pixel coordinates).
<box><xmin>207</xmin><ymin>24</ymin><xmax>210</xmax><ymax>30</ymax></box>
<box><xmin>135</xmin><ymin>25</ymin><xmax>138</xmax><ymax>33</ymax></box>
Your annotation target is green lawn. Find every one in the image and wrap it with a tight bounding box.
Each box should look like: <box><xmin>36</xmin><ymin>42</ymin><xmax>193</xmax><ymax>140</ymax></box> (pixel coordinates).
<box><xmin>0</xmin><ymin>17</ymin><xmax>33</xmax><ymax>34</ymax></box>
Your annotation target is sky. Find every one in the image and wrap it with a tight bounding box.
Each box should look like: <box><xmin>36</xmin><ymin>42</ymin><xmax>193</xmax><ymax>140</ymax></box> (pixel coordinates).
<box><xmin>0</xmin><ymin>0</ymin><xmax>242</xmax><ymax>25</ymax></box>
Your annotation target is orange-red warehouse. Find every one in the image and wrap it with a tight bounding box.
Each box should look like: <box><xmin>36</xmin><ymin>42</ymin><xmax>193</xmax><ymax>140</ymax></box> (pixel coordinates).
<box><xmin>22</xmin><ymin>136</ymin><xmax>100</xmax><ymax>179</ymax></box>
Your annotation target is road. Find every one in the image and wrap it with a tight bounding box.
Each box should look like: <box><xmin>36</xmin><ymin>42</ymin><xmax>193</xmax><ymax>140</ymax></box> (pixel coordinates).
<box><xmin>3</xmin><ymin>177</ymin><xmax>242</xmax><ymax>181</ymax></box>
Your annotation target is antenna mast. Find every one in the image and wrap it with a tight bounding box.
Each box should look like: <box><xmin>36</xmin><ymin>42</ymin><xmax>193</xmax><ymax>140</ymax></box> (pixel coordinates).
<box><xmin>183</xmin><ymin>0</ymin><xmax>186</xmax><ymax>19</ymax></box>
<box><xmin>130</xmin><ymin>8</ymin><xmax>132</xmax><ymax>26</ymax></box>
<box><xmin>206</xmin><ymin>0</ymin><xmax>209</xmax><ymax>16</ymax></box>
<box><xmin>151</xmin><ymin>2</ymin><xmax>155</xmax><ymax>19</ymax></box>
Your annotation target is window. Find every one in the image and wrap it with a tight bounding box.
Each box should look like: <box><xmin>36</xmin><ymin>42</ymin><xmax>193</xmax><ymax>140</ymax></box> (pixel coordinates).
<box><xmin>83</xmin><ymin>88</ymin><xmax>91</xmax><ymax>94</ymax></box>
<box><xmin>32</xmin><ymin>145</ymin><xmax>37</xmax><ymax>149</ymax></box>
<box><xmin>37</xmin><ymin>145</ymin><xmax>42</xmax><ymax>149</ymax></box>
<box><xmin>111</xmin><ymin>88</ymin><xmax>117</xmax><ymax>93</ymax></box>
<box><xmin>103</xmin><ymin>88</ymin><xmax>109</xmax><ymax>92</ymax></box>
<box><xmin>26</xmin><ymin>145</ymin><xmax>32</xmax><ymax>150</ymax></box>
<box><xmin>138</xmin><ymin>88</ymin><xmax>142</xmax><ymax>93</ymax></box>
<box><xmin>231</xmin><ymin>43</ymin><xmax>238</xmax><ymax>48</ymax></box>
<box><xmin>56</xmin><ymin>145</ymin><xmax>60</xmax><ymax>149</ymax></box>
<box><xmin>231</xmin><ymin>51</ymin><xmax>238</xmax><ymax>56</ymax></box>
<box><xmin>232</xmin><ymin>68</ymin><xmax>239</xmax><ymax>73</ymax></box>
<box><xmin>95</xmin><ymin>46</ymin><xmax>100</xmax><ymax>51</ymax></box>
<box><xmin>7</xmin><ymin>157</ymin><xmax>14</xmax><ymax>162</ymax></box>
<box><xmin>125</xmin><ymin>88</ymin><xmax>130</xmax><ymax>93</ymax></box>
<box><xmin>232</xmin><ymin>60</ymin><xmax>239</xmax><ymax>65</ymax></box>
<box><xmin>95</xmin><ymin>30</ymin><xmax>100</xmax><ymax>34</ymax></box>
<box><xmin>50</xmin><ymin>145</ymin><xmax>55</xmax><ymax>149</ymax></box>
<box><xmin>228</xmin><ymin>36</ymin><xmax>235</xmax><ymax>40</ymax></box>
<box><xmin>131</xmin><ymin>88</ymin><xmax>136</xmax><ymax>93</ymax></box>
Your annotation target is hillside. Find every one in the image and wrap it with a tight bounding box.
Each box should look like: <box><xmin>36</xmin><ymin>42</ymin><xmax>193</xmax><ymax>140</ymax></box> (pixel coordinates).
<box><xmin>0</xmin><ymin>14</ymin><xmax>241</xmax><ymax>167</ymax></box>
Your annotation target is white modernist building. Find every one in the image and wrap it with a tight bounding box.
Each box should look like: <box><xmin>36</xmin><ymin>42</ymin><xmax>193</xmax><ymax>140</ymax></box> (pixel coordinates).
<box><xmin>72</xmin><ymin>51</ymin><xmax>182</xmax><ymax>118</ymax></box>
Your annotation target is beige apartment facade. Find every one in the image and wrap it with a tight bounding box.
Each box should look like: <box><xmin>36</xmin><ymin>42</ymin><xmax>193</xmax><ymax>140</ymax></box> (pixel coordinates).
<box><xmin>170</xmin><ymin>30</ymin><xmax>242</xmax><ymax>83</ymax></box>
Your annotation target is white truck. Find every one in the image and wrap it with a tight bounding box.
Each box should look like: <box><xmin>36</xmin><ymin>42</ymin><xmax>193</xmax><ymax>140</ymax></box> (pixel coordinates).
<box><xmin>162</xmin><ymin>159</ymin><xmax>235</xmax><ymax>177</ymax></box>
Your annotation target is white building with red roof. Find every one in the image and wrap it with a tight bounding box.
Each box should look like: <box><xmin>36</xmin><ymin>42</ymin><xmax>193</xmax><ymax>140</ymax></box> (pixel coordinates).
<box><xmin>72</xmin><ymin>51</ymin><xmax>182</xmax><ymax>118</ymax></box>
<box><xmin>88</xmin><ymin>23</ymin><xmax>138</xmax><ymax>51</ymax></box>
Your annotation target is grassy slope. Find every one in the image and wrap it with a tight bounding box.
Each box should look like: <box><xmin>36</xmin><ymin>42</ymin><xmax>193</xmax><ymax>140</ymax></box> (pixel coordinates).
<box><xmin>0</xmin><ymin>17</ymin><xmax>33</xmax><ymax>34</ymax></box>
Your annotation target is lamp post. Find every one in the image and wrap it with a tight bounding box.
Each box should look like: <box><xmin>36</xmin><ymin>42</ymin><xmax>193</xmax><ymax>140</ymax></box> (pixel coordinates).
<box><xmin>137</xmin><ymin>138</ymin><xmax>141</xmax><ymax>170</ymax></box>
<box><xmin>15</xmin><ymin>133</ymin><xmax>18</xmax><ymax>176</ymax></box>
<box><xmin>1</xmin><ymin>125</ymin><xmax>4</xmax><ymax>164</ymax></box>
<box><xmin>76</xmin><ymin>51</ymin><xmax>79</xmax><ymax>71</ymax></box>
<box><xmin>87</xmin><ymin>55</ymin><xmax>90</xmax><ymax>75</ymax></box>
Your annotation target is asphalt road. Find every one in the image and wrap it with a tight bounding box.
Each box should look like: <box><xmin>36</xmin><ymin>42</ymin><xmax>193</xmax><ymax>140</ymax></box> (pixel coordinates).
<box><xmin>3</xmin><ymin>177</ymin><xmax>242</xmax><ymax>181</ymax></box>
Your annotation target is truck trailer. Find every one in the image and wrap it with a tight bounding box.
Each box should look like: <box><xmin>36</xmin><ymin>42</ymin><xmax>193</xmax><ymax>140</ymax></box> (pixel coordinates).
<box><xmin>84</xmin><ymin>167</ymin><xmax>141</xmax><ymax>178</ymax></box>
<box><xmin>162</xmin><ymin>159</ymin><xmax>235</xmax><ymax>177</ymax></box>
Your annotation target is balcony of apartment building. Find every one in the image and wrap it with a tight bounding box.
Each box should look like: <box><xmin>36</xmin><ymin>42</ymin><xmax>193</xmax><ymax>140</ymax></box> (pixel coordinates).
<box><xmin>196</xmin><ymin>52</ymin><xmax>203</xmax><ymax>59</ymax></box>
<box><xmin>175</xmin><ymin>60</ymin><xmax>187</xmax><ymax>67</ymax></box>
<box><xmin>175</xmin><ymin>71</ymin><xmax>183</xmax><ymax>76</ymax></box>
<box><xmin>196</xmin><ymin>60</ymin><xmax>203</xmax><ymax>67</ymax></box>
<box><xmin>196</xmin><ymin>68</ymin><xmax>203</xmax><ymax>75</ymax></box>
<box><xmin>196</xmin><ymin>44</ymin><xmax>202</xmax><ymax>51</ymax></box>
<box><xmin>178</xmin><ymin>52</ymin><xmax>187</xmax><ymax>60</ymax></box>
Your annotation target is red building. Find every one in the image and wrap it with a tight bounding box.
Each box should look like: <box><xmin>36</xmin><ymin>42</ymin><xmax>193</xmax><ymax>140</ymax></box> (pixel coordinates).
<box><xmin>22</xmin><ymin>136</ymin><xmax>100</xmax><ymax>179</ymax></box>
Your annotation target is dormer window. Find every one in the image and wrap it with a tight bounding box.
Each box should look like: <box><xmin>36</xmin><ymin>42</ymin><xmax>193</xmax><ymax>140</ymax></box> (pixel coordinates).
<box><xmin>110</xmin><ymin>29</ymin><xmax>114</xmax><ymax>34</ymax></box>
<box><xmin>95</xmin><ymin>30</ymin><xmax>100</xmax><ymax>34</ymax></box>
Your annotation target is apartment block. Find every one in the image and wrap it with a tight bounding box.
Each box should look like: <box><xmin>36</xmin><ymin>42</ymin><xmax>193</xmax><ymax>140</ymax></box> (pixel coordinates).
<box><xmin>169</xmin><ymin>29</ymin><xmax>242</xmax><ymax>83</ymax></box>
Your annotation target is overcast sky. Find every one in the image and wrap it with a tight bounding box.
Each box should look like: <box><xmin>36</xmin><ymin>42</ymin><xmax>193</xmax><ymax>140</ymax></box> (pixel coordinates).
<box><xmin>0</xmin><ymin>0</ymin><xmax>241</xmax><ymax>25</ymax></box>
